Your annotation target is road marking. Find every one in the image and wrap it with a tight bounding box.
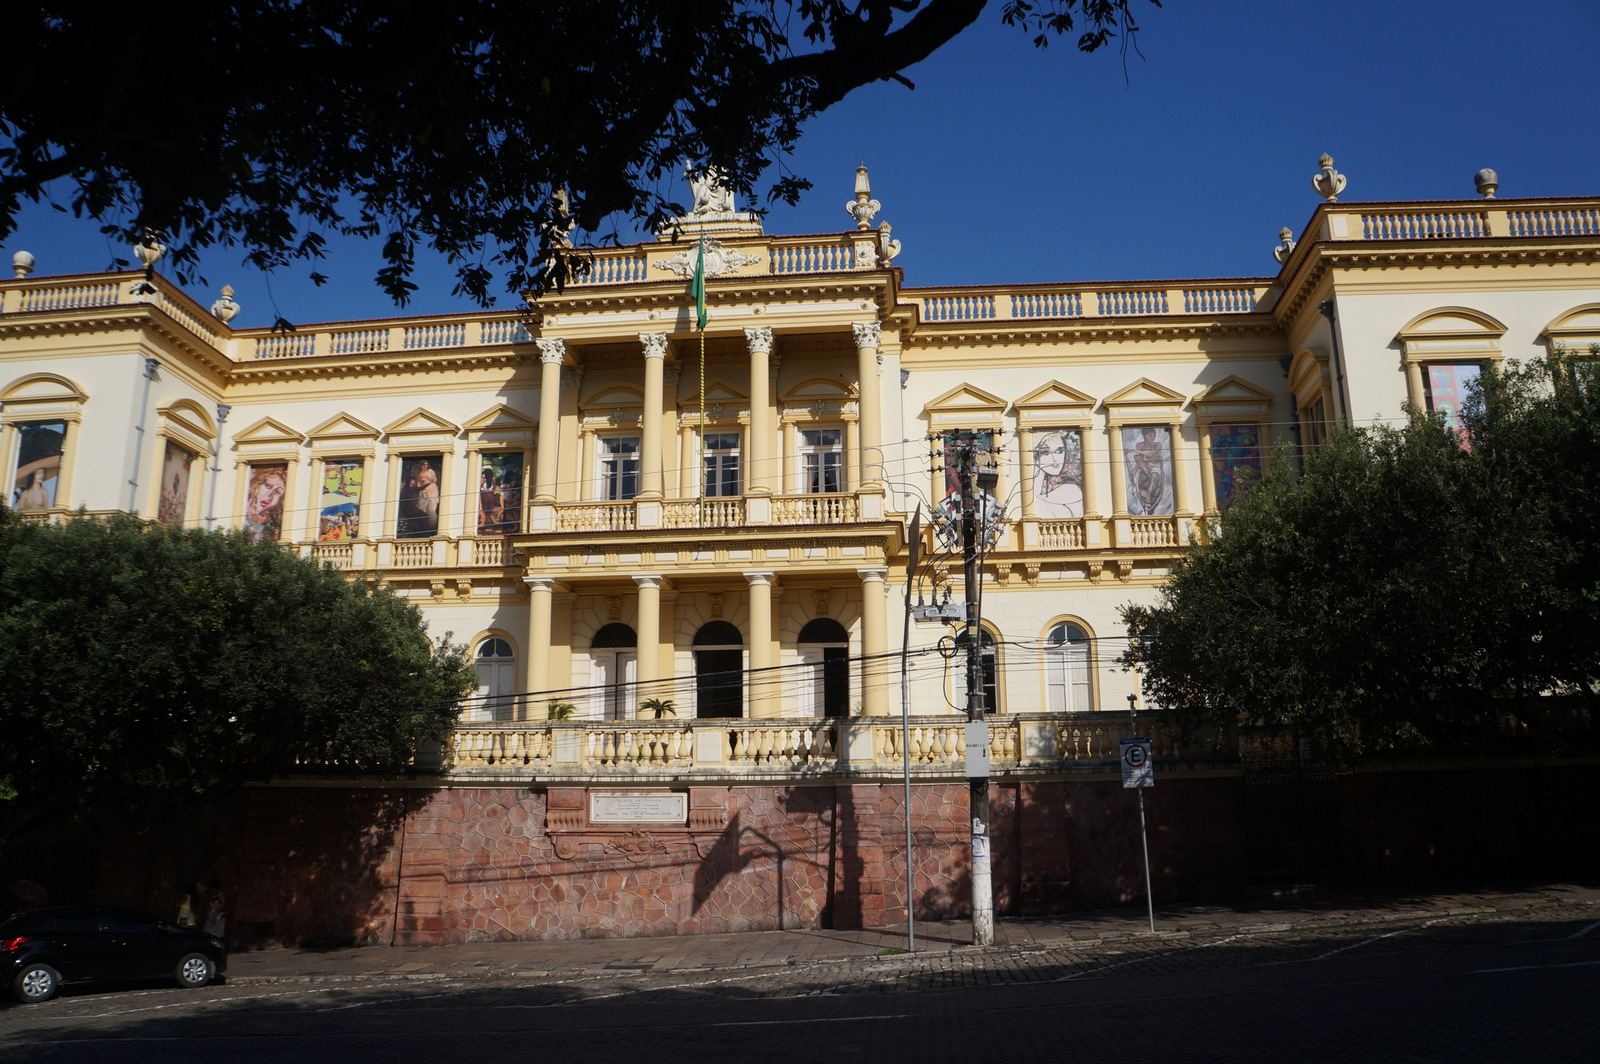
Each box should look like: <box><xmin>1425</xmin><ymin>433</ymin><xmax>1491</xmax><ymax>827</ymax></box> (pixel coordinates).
<box><xmin>712</xmin><ymin>1014</ymin><xmax>907</xmax><ymax>1026</ymax></box>
<box><xmin>1568</xmin><ymin>920</ymin><xmax>1600</xmax><ymax>940</ymax></box>
<box><xmin>1054</xmin><ymin>934</ymin><xmax>1246</xmax><ymax>981</ymax></box>
<box><xmin>1472</xmin><ymin>959</ymin><xmax>1600</xmax><ymax>974</ymax></box>
<box><xmin>1305</xmin><ymin>916</ymin><xmax>1460</xmax><ymax>962</ymax></box>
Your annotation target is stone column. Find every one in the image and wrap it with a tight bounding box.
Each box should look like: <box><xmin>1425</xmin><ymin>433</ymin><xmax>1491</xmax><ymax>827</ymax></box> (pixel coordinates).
<box><xmin>1197</xmin><ymin>425</ymin><xmax>1217</xmax><ymax>516</ymax></box>
<box><xmin>745</xmin><ymin>327</ymin><xmax>774</xmax><ymax>495</ymax></box>
<box><xmin>634</xmin><ymin>574</ymin><xmax>663</xmax><ymax>695</ymax></box>
<box><xmin>523</xmin><ymin>575</ymin><xmax>555</xmax><ymax>714</ymax></box>
<box><xmin>744</xmin><ymin>571</ymin><xmax>776</xmax><ymax>718</ymax></box>
<box><xmin>1170</xmin><ymin>421</ymin><xmax>1192</xmax><ymax>517</ymax></box>
<box><xmin>852</xmin><ymin>322</ymin><xmax>883</xmax><ymax>487</ymax></box>
<box><xmin>858</xmin><ymin>567</ymin><xmax>889</xmax><ymax>716</ymax></box>
<box><xmin>1018</xmin><ymin>428</ymin><xmax>1036</xmax><ymax>518</ymax></box>
<box><xmin>639</xmin><ymin>333</ymin><xmax>668</xmax><ymax>500</ymax></box>
<box><xmin>1108</xmin><ymin>424</ymin><xmax>1129</xmax><ymax>516</ymax></box>
<box><xmin>533</xmin><ymin>339</ymin><xmax>565</xmax><ymax>503</ymax></box>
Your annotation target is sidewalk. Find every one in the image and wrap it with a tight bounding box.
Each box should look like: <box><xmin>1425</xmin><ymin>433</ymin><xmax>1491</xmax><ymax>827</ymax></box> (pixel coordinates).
<box><xmin>224</xmin><ymin>882</ymin><xmax>1600</xmax><ymax>987</ymax></box>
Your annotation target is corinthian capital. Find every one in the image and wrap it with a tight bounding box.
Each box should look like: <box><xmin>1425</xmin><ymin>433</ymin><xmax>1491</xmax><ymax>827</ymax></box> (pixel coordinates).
<box><xmin>743</xmin><ymin>326</ymin><xmax>774</xmax><ymax>356</ymax></box>
<box><xmin>851</xmin><ymin>321</ymin><xmax>882</xmax><ymax>350</ymax></box>
<box><xmin>536</xmin><ymin>338</ymin><xmax>567</xmax><ymax>365</ymax></box>
<box><xmin>639</xmin><ymin>332</ymin><xmax>670</xmax><ymax>360</ymax></box>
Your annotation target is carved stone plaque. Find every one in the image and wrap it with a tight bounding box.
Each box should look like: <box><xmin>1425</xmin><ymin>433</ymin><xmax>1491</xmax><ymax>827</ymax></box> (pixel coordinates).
<box><xmin>590</xmin><ymin>791</ymin><xmax>687</xmax><ymax>825</ymax></box>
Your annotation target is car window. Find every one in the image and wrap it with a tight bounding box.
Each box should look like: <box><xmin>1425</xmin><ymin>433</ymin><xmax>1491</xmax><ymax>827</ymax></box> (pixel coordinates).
<box><xmin>51</xmin><ymin>914</ymin><xmax>99</xmax><ymax>932</ymax></box>
<box><xmin>100</xmin><ymin>909</ymin><xmax>159</xmax><ymax>933</ymax></box>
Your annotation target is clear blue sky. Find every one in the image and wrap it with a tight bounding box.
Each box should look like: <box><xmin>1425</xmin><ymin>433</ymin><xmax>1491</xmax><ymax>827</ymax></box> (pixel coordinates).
<box><xmin>4</xmin><ymin>0</ymin><xmax>1597</xmax><ymax>327</ymax></box>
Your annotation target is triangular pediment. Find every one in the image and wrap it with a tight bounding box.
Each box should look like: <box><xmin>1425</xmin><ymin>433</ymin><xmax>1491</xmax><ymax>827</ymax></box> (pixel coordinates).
<box><xmin>1014</xmin><ymin>380</ymin><xmax>1097</xmax><ymax>410</ymax></box>
<box><xmin>1194</xmin><ymin>376</ymin><xmax>1277</xmax><ymax>404</ymax></box>
<box><xmin>923</xmin><ymin>383</ymin><xmax>1007</xmax><ymax>418</ymax></box>
<box><xmin>1102</xmin><ymin>378</ymin><xmax>1187</xmax><ymax>406</ymax></box>
<box><xmin>383</xmin><ymin>407</ymin><xmax>462</xmax><ymax>439</ymax></box>
<box><xmin>305</xmin><ymin>412</ymin><xmax>381</xmax><ymax>441</ymax></box>
<box><xmin>232</xmin><ymin>416</ymin><xmax>307</xmax><ymax>447</ymax></box>
<box><xmin>462</xmin><ymin>404</ymin><xmax>538</xmax><ymax>431</ymax></box>
<box><xmin>678</xmin><ymin>378</ymin><xmax>750</xmax><ymax>407</ymax></box>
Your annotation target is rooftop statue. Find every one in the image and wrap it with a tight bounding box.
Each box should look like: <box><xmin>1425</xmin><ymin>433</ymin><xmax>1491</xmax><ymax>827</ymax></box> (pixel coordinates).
<box><xmin>687</xmin><ymin>165</ymin><xmax>737</xmax><ymax>215</ymax></box>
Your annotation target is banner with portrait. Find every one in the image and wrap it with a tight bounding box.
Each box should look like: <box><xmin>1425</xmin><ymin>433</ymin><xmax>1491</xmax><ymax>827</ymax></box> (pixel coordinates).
<box><xmin>1122</xmin><ymin>426</ymin><xmax>1174</xmax><ymax>516</ymax></box>
<box><xmin>319</xmin><ymin>459</ymin><xmax>363</xmax><ymax>541</ymax></box>
<box><xmin>477</xmin><ymin>452</ymin><xmax>523</xmax><ymax>535</ymax></box>
<box><xmin>1029</xmin><ymin>429</ymin><xmax>1084</xmax><ymax>518</ymax></box>
<box><xmin>244</xmin><ymin>463</ymin><xmax>288</xmax><ymax>543</ymax></box>
<box><xmin>397</xmin><ymin>454</ymin><xmax>442</xmax><ymax>538</ymax></box>
<box><xmin>157</xmin><ymin>441</ymin><xmax>195</xmax><ymax>525</ymax></box>
<box><xmin>10</xmin><ymin>420</ymin><xmax>65</xmax><ymax>513</ymax></box>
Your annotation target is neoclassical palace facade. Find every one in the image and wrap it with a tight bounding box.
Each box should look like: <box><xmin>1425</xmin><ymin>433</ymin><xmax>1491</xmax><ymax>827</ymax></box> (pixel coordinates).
<box><xmin>4</xmin><ymin>171</ymin><xmax>1599</xmax><ymax>941</ymax></box>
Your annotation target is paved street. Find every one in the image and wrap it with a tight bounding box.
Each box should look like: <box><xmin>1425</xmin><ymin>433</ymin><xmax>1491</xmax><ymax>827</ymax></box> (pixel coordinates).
<box><xmin>3</xmin><ymin>885</ymin><xmax>1598</xmax><ymax>1062</ymax></box>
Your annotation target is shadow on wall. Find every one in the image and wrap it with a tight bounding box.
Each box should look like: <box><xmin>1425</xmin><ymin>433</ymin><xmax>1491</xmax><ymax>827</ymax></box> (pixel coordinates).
<box><xmin>2</xmin><ymin>787</ymin><xmax>437</xmax><ymax>950</ymax></box>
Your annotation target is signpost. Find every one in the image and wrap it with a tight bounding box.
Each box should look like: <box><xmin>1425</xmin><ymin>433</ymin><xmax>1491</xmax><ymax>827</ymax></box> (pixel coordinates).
<box><xmin>1121</xmin><ymin>731</ymin><xmax>1157</xmax><ymax>933</ymax></box>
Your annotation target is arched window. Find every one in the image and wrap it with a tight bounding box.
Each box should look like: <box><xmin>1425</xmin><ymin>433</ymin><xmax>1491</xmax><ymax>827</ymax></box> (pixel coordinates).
<box><xmin>952</xmin><ymin>628</ymin><xmax>1000</xmax><ymax>714</ymax></box>
<box><xmin>797</xmin><ymin>618</ymin><xmax>850</xmax><ymax>718</ymax></box>
<box><xmin>591</xmin><ymin>623</ymin><xmax>637</xmax><ymax>721</ymax></box>
<box><xmin>1045</xmin><ymin>623</ymin><xmax>1093</xmax><ymax>713</ymax></box>
<box><xmin>474</xmin><ymin>637</ymin><xmax>517</xmax><ymax>722</ymax></box>
<box><xmin>693</xmin><ymin>620</ymin><xmax>744</xmax><ymax>719</ymax></box>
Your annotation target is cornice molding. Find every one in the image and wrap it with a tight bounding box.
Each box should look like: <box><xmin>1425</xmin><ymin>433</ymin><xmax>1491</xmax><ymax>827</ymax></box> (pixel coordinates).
<box><xmin>902</xmin><ymin>315</ymin><xmax>1282</xmax><ymax>347</ymax></box>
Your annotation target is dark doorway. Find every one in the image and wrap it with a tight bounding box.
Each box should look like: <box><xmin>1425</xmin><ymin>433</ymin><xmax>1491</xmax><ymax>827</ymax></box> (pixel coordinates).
<box><xmin>798</xmin><ymin>617</ymin><xmax>850</xmax><ymax>717</ymax></box>
<box><xmin>693</xmin><ymin>620</ymin><xmax>744</xmax><ymax>718</ymax></box>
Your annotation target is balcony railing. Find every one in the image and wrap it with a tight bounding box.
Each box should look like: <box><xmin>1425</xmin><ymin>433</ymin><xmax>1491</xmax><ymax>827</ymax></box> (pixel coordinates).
<box><xmin>911</xmin><ymin>280</ymin><xmax>1270</xmax><ymax>324</ymax></box>
<box><xmin>438</xmin><ymin>713</ymin><xmax>1222</xmax><ymax>780</ymax></box>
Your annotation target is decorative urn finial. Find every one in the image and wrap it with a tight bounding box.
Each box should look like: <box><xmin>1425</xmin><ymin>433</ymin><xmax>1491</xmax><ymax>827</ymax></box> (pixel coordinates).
<box><xmin>1475</xmin><ymin>168</ymin><xmax>1499</xmax><ymax>199</ymax></box>
<box><xmin>210</xmin><ymin>284</ymin><xmax>241</xmax><ymax>323</ymax></box>
<box><xmin>846</xmin><ymin>164</ymin><xmax>881</xmax><ymax>230</ymax></box>
<box><xmin>1273</xmin><ymin>227</ymin><xmax>1297</xmax><ymax>265</ymax></box>
<box><xmin>11</xmin><ymin>250</ymin><xmax>34</xmax><ymax>278</ymax></box>
<box><xmin>133</xmin><ymin>228</ymin><xmax>167</xmax><ymax>267</ymax></box>
<box><xmin>1312</xmin><ymin>153</ymin><xmax>1347</xmax><ymax>202</ymax></box>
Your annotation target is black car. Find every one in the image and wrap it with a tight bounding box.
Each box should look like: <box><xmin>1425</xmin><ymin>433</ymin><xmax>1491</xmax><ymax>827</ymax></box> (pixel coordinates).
<box><xmin>2</xmin><ymin>905</ymin><xmax>226</xmax><ymax>1003</ymax></box>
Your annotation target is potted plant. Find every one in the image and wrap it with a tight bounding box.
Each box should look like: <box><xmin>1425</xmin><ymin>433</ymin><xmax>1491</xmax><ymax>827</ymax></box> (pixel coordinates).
<box><xmin>546</xmin><ymin>699</ymin><xmax>576</xmax><ymax>720</ymax></box>
<box><xmin>639</xmin><ymin>697</ymin><xmax>677</xmax><ymax>720</ymax></box>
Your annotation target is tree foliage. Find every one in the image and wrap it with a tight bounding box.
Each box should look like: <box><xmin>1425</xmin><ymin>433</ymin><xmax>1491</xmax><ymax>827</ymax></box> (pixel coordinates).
<box><xmin>0</xmin><ymin>1</ymin><xmax>1154</xmax><ymax>307</ymax></box>
<box><xmin>1121</xmin><ymin>349</ymin><xmax>1600</xmax><ymax>756</ymax></box>
<box><xmin>0</xmin><ymin>512</ymin><xmax>477</xmax><ymax>845</ymax></box>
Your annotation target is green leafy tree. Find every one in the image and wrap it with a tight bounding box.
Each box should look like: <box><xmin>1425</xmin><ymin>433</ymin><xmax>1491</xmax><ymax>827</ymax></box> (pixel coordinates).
<box><xmin>0</xmin><ymin>512</ymin><xmax>478</xmax><ymax>848</ymax></box>
<box><xmin>1120</xmin><ymin>349</ymin><xmax>1600</xmax><ymax>756</ymax></box>
<box><xmin>0</xmin><ymin>1</ymin><xmax>1155</xmax><ymax>306</ymax></box>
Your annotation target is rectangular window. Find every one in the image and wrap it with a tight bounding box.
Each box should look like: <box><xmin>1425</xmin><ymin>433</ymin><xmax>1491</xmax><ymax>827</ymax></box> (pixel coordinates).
<box><xmin>1304</xmin><ymin>399</ymin><xmax>1327</xmax><ymax>447</ymax></box>
<box><xmin>1208</xmin><ymin>425</ymin><xmax>1264</xmax><ymax>511</ymax></box>
<box><xmin>800</xmin><ymin>428</ymin><xmax>843</xmax><ymax>493</ymax></box>
<box><xmin>318</xmin><ymin>459</ymin><xmax>363</xmax><ymax>541</ymax></box>
<box><xmin>701</xmin><ymin>431</ymin><xmax>742</xmax><ymax>497</ymax></box>
<box><xmin>9</xmin><ymin>420</ymin><xmax>65</xmax><ymax>513</ymax></box>
<box><xmin>1121</xmin><ymin>426</ymin><xmax>1175</xmax><ymax>516</ymax></box>
<box><xmin>157</xmin><ymin>441</ymin><xmax>195</xmax><ymax>526</ymax></box>
<box><xmin>397</xmin><ymin>454</ymin><xmax>443</xmax><ymax>538</ymax></box>
<box><xmin>599</xmin><ymin>436</ymin><xmax>640</xmax><ymax>500</ymax></box>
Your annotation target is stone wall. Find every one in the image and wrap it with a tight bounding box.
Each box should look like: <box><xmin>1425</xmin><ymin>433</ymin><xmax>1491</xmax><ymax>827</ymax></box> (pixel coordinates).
<box><xmin>6</xmin><ymin>762</ymin><xmax>1593</xmax><ymax>948</ymax></box>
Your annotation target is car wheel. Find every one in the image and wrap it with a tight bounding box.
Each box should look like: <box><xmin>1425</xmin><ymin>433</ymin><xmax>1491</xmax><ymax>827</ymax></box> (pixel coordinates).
<box><xmin>174</xmin><ymin>952</ymin><xmax>215</xmax><ymax>990</ymax></box>
<box><xmin>13</xmin><ymin>963</ymin><xmax>60</xmax><ymax>1003</ymax></box>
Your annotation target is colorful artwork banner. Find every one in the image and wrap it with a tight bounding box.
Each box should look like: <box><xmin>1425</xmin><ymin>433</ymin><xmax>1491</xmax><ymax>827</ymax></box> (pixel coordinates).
<box><xmin>1122</xmin><ymin>426</ymin><xmax>1175</xmax><ymax>515</ymax></box>
<box><xmin>397</xmin><ymin>454</ymin><xmax>442</xmax><ymax>538</ymax></box>
<box><xmin>11</xmin><ymin>420</ymin><xmax>65</xmax><ymax>512</ymax></box>
<box><xmin>157</xmin><ymin>441</ymin><xmax>194</xmax><ymax>525</ymax></box>
<box><xmin>244</xmin><ymin>463</ymin><xmax>288</xmax><ymax>544</ymax></box>
<box><xmin>319</xmin><ymin>460</ymin><xmax>363</xmax><ymax>541</ymax></box>
<box><xmin>478</xmin><ymin>452</ymin><xmax>524</xmax><ymax>535</ymax></box>
<box><xmin>1208</xmin><ymin>424</ymin><xmax>1263</xmax><ymax>510</ymax></box>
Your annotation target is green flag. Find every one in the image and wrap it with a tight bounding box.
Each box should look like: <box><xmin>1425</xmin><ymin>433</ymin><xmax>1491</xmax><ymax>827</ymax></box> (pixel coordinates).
<box><xmin>690</xmin><ymin>236</ymin><xmax>707</xmax><ymax>331</ymax></box>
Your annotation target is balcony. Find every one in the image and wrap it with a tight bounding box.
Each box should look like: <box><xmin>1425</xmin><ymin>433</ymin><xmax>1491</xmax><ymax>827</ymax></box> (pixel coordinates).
<box><xmin>432</xmin><ymin>713</ymin><xmax>1224</xmax><ymax>783</ymax></box>
<box><xmin>546</xmin><ymin>492</ymin><xmax>875</xmax><ymax>535</ymax></box>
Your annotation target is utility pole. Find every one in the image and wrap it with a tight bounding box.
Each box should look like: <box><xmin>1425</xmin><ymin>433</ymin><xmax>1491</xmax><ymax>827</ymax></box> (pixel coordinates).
<box><xmin>958</xmin><ymin>433</ymin><xmax>994</xmax><ymax>946</ymax></box>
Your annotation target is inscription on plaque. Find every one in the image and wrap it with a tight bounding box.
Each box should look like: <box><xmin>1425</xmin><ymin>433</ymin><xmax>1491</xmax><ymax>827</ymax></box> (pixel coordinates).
<box><xmin>590</xmin><ymin>791</ymin><xmax>687</xmax><ymax>825</ymax></box>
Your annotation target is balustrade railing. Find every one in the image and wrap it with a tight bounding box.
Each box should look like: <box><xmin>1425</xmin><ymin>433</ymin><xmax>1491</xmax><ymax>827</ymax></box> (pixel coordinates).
<box><xmin>471</xmin><ymin>537</ymin><xmax>513</xmax><ymax>566</ymax></box>
<box><xmin>438</xmin><ymin>713</ymin><xmax>1221</xmax><ymax>778</ymax></box>
<box><xmin>391</xmin><ymin>540</ymin><xmax>434</xmax><ymax>567</ymax></box>
<box><xmin>772</xmin><ymin>494</ymin><xmax>859</xmax><ymax>525</ymax></box>
<box><xmin>569</xmin><ymin>250</ymin><xmax>650</xmax><ymax>286</ymax></box>
<box><xmin>312</xmin><ymin>543</ymin><xmax>355</xmax><ymax>569</ymax></box>
<box><xmin>1126</xmin><ymin>516</ymin><xmax>1180</xmax><ymax>547</ymax></box>
<box><xmin>554</xmin><ymin>501</ymin><xmax>637</xmax><ymax>533</ymax></box>
<box><xmin>1506</xmin><ymin>206</ymin><xmax>1600</xmax><ymax>237</ymax></box>
<box><xmin>1035</xmin><ymin>519</ymin><xmax>1086</xmax><ymax>549</ymax></box>
<box><xmin>913</xmin><ymin>281</ymin><xmax>1269</xmax><ymax>324</ymax></box>
<box><xmin>663</xmin><ymin>499</ymin><xmax>745</xmax><ymax>528</ymax></box>
<box><xmin>1359</xmin><ymin>209</ymin><xmax>1487</xmax><ymax>240</ymax></box>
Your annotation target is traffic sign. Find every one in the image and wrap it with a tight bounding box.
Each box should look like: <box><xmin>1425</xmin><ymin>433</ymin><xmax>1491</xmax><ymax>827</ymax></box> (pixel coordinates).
<box><xmin>1121</xmin><ymin>737</ymin><xmax>1153</xmax><ymax>788</ymax></box>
